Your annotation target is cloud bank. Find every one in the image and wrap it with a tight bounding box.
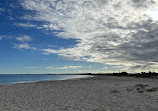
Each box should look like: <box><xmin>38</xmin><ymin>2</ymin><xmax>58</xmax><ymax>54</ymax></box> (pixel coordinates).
<box><xmin>20</xmin><ymin>0</ymin><xmax>158</xmax><ymax>71</ymax></box>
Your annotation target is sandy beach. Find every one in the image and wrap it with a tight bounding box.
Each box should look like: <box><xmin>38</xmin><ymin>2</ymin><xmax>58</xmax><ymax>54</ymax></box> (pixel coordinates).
<box><xmin>0</xmin><ymin>75</ymin><xmax>158</xmax><ymax>111</ymax></box>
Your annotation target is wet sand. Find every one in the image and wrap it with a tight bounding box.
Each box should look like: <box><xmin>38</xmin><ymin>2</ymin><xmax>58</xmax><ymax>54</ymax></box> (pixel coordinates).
<box><xmin>0</xmin><ymin>75</ymin><xmax>158</xmax><ymax>111</ymax></box>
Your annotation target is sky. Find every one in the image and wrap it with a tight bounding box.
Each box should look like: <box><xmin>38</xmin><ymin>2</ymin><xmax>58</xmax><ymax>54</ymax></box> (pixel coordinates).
<box><xmin>0</xmin><ymin>0</ymin><xmax>158</xmax><ymax>74</ymax></box>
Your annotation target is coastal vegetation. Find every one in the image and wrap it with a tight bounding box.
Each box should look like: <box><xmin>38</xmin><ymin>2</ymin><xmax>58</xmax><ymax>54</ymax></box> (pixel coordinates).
<box><xmin>82</xmin><ymin>71</ymin><xmax>158</xmax><ymax>79</ymax></box>
<box><xmin>134</xmin><ymin>84</ymin><xmax>158</xmax><ymax>93</ymax></box>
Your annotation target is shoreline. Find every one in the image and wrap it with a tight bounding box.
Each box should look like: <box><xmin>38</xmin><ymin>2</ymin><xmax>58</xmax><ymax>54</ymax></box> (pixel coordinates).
<box><xmin>0</xmin><ymin>75</ymin><xmax>91</xmax><ymax>86</ymax></box>
<box><xmin>1</xmin><ymin>73</ymin><xmax>158</xmax><ymax>86</ymax></box>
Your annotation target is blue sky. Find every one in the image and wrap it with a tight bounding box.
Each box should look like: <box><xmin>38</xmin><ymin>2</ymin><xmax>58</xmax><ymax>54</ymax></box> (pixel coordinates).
<box><xmin>0</xmin><ymin>0</ymin><xmax>111</xmax><ymax>74</ymax></box>
<box><xmin>0</xmin><ymin>0</ymin><xmax>158</xmax><ymax>74</ymax></box>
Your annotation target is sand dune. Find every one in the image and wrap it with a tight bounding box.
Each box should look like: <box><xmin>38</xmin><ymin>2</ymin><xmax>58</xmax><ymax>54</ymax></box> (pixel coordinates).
<box><xmin>0</xmin><ymin>75</ymin><xmax>158</xmax><ymax>111</ymax></box>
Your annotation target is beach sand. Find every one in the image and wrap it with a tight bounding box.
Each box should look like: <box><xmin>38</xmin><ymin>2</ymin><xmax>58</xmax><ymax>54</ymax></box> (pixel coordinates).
<box><xmin>0</xmin><ymin>75</ymin><xmax>158</xmax><ymax>111</ymax></box>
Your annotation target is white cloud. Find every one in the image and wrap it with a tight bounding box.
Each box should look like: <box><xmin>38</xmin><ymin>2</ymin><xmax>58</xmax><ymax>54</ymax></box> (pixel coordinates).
<box><xmin>25</xmin><ymin>67</ymin><xmax>39</xmax><ymax>69</ymax></box>
<box><xmin>21</xmin><ymin>0</ymin><xmax>158</xmax><ymax>71</ymax></box>
<box><xmin>46</xmin><ymin>66</ymin><xmax>83</xmax><ymax>70</ymax></box>
<box><xmin>42</xmin><ymin>49</ymin><xmax>58</xmax><ymax>54</ymax></box>
<box><xmin>14</xmin><ymin>43</ymin><xmax>36</xmax><ymax>49</ymax></box>
<box><xmin>15</xmin><ymin>23</ymin><xmax>37</xmax><ymax>28</ymax></box>
<box><xmin>16</xmin><ymin>35</ymin><xmax>32</xmax><ymax>42</ymax></box>
<box><xmin>42</xmin><ymin>49</ymin><xmax>58</xmax><ymax>55</ymax></box>
<box><xmin>0</xmin><ymin>36</ymin><xmax>2</xmax><ymax>40</ymax></box>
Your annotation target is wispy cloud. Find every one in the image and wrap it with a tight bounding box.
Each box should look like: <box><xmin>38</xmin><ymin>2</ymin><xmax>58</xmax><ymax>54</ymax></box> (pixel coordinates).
<box><xmin>14</xmin><ymin>43</ymin><xmax>36</xmax><ymax>50</ymax></box>
<box><xmin>43</xmin><ymin>59</ymin><xmax>48</xmax><ymax>61</ymax></box>
<box><xmin>0</xmin><ymin>36</ymin><xmax>3</xmax><ymax>40</ymax></box>
<box><xmin>46</xmin><ymin>66</ymin><xmax>83</xmax><ymax>70</ymax></box>
<box><xmin>16</xmin><ymin>35</ymin><xmax>32</xmax><ymax>42</ymax></box>
<box><xmin>21</xmin><ymin>0</ymin><xmax>158</xmax><ymax>71</ymax></box>
<box><xmin>14</xmin><ymin>35</ymin><xmax>36</xmax><ymax>50</ymax></box>
<box><xmin>42</xmin><ymin>49</ymin><xmax>58</xmax><ymax>54</ymax></box>
<box><xmin>15</xmin><ymin>23</ymin><xmax>37</xmax><ymax>28</ymax></box>
<box><xmin>25</xmin><ymin>67</ymin><xmax>39</xmax><ymax>69</ymax></box>
<box><xmin>0</xmin><ymin>8</ymin><xmax>4</xmax><ymax>12</ymax></box>
<box><xmin>0</xmin><ymin>35</ymin><xmax>36</xmax><ymax>50</ymax></box>
<box><xmin>0</xmin><ymin>35</ymin><xmax>12</xmax><ymax>40</ymax></box>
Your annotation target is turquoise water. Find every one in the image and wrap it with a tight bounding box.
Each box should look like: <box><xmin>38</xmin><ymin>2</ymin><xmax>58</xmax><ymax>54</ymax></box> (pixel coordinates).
<box><xmin>0</xmin><ymin>74</ymin><xmax>90</xmax><ymax>85</ymax></box>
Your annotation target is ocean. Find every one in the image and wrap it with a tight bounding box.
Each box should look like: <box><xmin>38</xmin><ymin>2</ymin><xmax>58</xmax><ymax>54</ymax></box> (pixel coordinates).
<box><xmin>0</xmin><ymin>74</ymin><xmax>90</xmax><ymax>85</ymax></box>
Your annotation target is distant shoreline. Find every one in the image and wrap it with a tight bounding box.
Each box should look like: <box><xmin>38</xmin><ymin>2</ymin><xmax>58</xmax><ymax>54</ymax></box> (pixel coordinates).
<box><xmin>0</xmin><ymin>74</ymin><xmax>91</xmax><ymax>85</ymax></box>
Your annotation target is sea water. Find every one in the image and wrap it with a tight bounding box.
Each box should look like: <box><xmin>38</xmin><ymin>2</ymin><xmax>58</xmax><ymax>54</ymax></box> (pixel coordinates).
<box><xmin>0</xmin><ymin>74</ymin><xmax>90</xmax><ymax>85</ymax></box>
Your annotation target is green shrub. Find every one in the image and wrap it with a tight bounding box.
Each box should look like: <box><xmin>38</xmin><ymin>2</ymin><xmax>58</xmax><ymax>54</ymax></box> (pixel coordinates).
<box><xmin>135</xmin><ymin>84</ymin><xmax>158</xmax><ymax>93</ymax></box>
<box><xmin>135</xmin><ymin>84</ymin><xmax>149</xmax><ymax>89</ymax></box>
<box><xmin>136</xmin><ymin>88</ymin><xmax>144</xmax><ymax>93</ymax></box>
<box><xmin>146</xmin><ymin>87</ymin><xmax>158</xmax><ymax>92</ymax></box>
<box><xmin>126</xmin><ymin>87</ymin><xmax>133</xmax><ymax>91</ymax></box>
<box><xmin>135</xmin><ymin>84</ymin><xmax>150</xmax><ymax>93</ymax></box>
